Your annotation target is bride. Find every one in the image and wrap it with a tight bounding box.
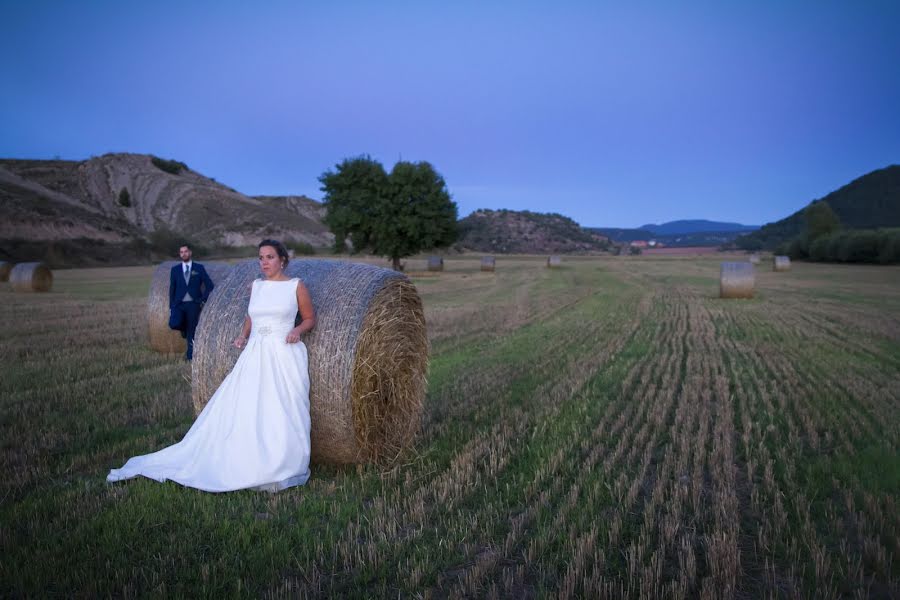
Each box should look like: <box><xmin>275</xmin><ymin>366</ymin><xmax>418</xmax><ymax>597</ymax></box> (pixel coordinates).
<box><xmin>107</xmin><ymin>239</ymin><xmax>316</xmax><ymax>492</ymax></box>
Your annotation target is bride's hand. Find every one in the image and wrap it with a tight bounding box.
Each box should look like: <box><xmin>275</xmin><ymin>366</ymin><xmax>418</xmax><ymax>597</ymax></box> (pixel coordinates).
<box><xmin>233</xmin><ymin>335</ymin><xmax>248</xmax><ymax>349</ymax></box>
<box><xmin>286</xmin><ymin>328</ymin><xmax>302</xmax><ymax>344</ymax></box>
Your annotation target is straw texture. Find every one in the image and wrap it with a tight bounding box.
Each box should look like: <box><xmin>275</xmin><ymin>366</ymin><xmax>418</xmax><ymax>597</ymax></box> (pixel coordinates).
<box><xmin>0</xmin><ymin>261</ymin><xmax>12</xmax><ymax>282</ymax></box>
<box><xmin>720</xmin><ymin>262</ymin><xmax>755</xmax><ymax>299</ymax></box>
<box><xmin>427</xmin><ymin>256</ymin><xmax>444</xmax><ymax>272</ymax></box>
<box><xmin>547</xmin><ymin>256</ymin><xmax>562</xmax><ymax>268</ymax></box>
<box><xmin>9</xmin><ymin>262</ymin><xmax>52</xmax><ymax>293</ymax></box>
<box><xmin>774</xmin><ymin>256</ymin><xmax>791</xmax><ymax>272</ymax></box>
<box><xmin>191</xmin><ymin>259</ymin><xmax>428</xmax><ymax>465</ymax></box>
<box><xmin>146</xmin><ymin>261</ymin><xmax>232</xmax><ymax>354</ymax></box>
<box><xmin>480</xmin><ymin>256</ymin><xmax>496</xmax><ymax>272</ymax></box>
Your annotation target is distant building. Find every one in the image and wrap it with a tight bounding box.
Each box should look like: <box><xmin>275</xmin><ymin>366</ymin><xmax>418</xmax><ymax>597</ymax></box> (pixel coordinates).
<box><xmin>630</xmin><ymin>240</ymin><xmax>649</xmax><ymax>248</ymax></box>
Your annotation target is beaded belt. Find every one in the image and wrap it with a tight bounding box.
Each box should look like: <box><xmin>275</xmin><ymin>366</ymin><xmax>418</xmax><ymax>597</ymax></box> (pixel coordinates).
<box><xmin>253</xmin><ymin>324</ymin><xmax>291</xmax><ymax>338</ymax></box>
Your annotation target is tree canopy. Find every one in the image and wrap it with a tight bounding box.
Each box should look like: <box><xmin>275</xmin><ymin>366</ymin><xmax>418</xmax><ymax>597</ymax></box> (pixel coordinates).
<box><xmin>319</xmin><ymin>156</ymin><xmax>458</xmax><ymax>269</ymax></box>
<box><xmin>803</xmin><ymin>200</ymin><xmax>841</xmax><ymax>241</ymax></box>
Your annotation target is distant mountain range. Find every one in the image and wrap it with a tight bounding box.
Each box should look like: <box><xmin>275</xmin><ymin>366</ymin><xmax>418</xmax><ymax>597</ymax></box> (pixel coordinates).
<box><xmin>457</xmin><ymin>214</ymin><xmax>758</xmax><ymax>253</ymax></box>
<box><xmin>640</xmin><ymin>220</ymin><xmax>759</xmax><ymax>235</ymax></box>
<box><xmin>588</xmin><ymin>220</ymin><xmax>759</xmax><ymax>247</ymax></box>
<box><xmin>737</xmin><ymin>165</ymin><xmax>900</xmax><ymax>250</ymax></box>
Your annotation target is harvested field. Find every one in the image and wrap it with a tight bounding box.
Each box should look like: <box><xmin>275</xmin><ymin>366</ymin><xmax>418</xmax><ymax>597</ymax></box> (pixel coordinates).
<box><xmin>1</xmin><ymin>255</ymin><xmax>898</xmax><ymax>597</ymax></box>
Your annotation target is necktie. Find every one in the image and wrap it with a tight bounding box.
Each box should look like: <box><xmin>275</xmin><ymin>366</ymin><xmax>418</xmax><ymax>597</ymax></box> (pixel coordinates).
<box><xmin>184</xmin><ymin>265</ymin><xmax>190</xmax><ymax>283</ymax></box>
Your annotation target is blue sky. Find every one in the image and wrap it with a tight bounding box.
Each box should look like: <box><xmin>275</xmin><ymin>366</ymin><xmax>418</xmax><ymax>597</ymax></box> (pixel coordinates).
<box><xmin>2</xmin><ymin>1</ymin><xmax>898</xmax><ymax>227</ymax></box>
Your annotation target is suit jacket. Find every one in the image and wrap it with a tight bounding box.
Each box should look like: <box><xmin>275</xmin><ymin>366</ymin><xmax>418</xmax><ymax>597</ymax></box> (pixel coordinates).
<box><xmin>170</xmin><ymin>262</ymin><xmax>215</xmax><ymax>309</ymax></box>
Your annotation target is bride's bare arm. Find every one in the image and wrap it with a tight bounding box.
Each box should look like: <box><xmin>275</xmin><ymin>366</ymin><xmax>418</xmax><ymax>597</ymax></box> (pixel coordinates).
<box><xmin>286</xmin><ymin>282</ymin><xmax>315</xmax><ymax>343</ymax></box>
<box><xmin>233</xmin><ymin>316</ymin><xmax>252</xmax><ymax>349</ymax></box>
<box><xmin>234</xmin><ymin>316</ymin><xmax>252</xmax><ymax>348</ymax></box>
<box><xmin>234</xmin><ymin>282</ymin><xmax>255</xmax><ymax>349</ymax></box>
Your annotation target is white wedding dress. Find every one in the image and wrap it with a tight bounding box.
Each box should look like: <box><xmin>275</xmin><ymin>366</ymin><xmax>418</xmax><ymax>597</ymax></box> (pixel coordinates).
<box><xmin>108</xmin><ymin>278</ymin><xmax>311</xmax><ymax>492</ymax></box>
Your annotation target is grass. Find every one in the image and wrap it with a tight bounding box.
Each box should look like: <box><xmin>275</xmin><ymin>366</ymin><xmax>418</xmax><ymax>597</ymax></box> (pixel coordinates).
<box><xmin>1</xmin><ymin>255</ymin><xmax>898</xmax><ymax>597</ymax></box>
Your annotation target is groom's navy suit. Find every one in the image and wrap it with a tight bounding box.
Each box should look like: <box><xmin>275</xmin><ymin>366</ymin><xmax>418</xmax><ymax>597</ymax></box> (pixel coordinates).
<box><xmin>169</xmin><ymin>262</ymin><xmax>215</xmax><ymax>360</ymax></box>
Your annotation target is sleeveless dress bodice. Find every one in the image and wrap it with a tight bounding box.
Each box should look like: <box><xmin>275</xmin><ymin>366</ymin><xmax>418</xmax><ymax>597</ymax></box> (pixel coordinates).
<box><xmin>247</xmin><ymin>278</ymin><xmax>300</xmax><ymax>340</ymax></box>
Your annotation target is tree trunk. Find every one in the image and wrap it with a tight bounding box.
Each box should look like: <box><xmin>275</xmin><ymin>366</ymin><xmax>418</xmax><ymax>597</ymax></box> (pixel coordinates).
<box><xmin>392</xmin><ymin>256</ymin><xmax>403</xmax><ymax>271</ymax></box>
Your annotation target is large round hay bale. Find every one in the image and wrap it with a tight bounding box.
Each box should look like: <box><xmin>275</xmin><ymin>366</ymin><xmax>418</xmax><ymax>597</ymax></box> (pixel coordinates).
<box><xmin>774</xmin><ymin>255</ymin><xmax>791</xmax><ymax>272</ymax></box>
<box><xmin>480</xmin><ymin>256</ymin><xmax>496</xmax><ymax>272</ymax></box>
<box><xmin>547</xmin><ymin>255</ymin><xmax>562</xmax><ymax>268</ymax></box>
<box><xmin>147</xmin><ymin>261</ymin><xmax>232</xmax><ymax>354</ymax></box>
<box><xmin>9</xmin><ymin>262</ymin><xmax>52</xmax><ymax>292</ymax></box>
<box><xmin>0</xmin><ymin>261</ymin><xmax>13</xmax><ymax>282</ymax></box>
<box><xmin>749</xmin><ymin>254</ymin><xmax>761</xmax><ymax>264</ymax></box>
<box><xmin>191</xmin><ymin>259</ymin><xmax>428</xmax><ymax>465</ymax></box>
<box><xmin>720</xmin><ymin>262</ymin><xmax>754</xmax><ymax>299</ymax></box>
<box><xmin>427</xmin><ymin>256</ymin><xmax>444</xmax><ymax>272</ymax></box>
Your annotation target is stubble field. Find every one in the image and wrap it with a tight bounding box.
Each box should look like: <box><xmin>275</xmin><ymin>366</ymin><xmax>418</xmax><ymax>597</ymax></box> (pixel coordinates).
<box><xmin>1</xmin><ymin>255</ymin><xmax>898</xmax><ymax>598</ymax></box>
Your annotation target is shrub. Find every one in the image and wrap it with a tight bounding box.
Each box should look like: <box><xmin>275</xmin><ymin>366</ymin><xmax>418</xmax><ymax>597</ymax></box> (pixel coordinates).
<box><xmin>826</xmin><ymin>232</ymin><xmax>845</xmax><ymax>259</ymax></box>
<box><xmin>800</xmin><ymin>229</ymin><xmax>900</xmax><ymax>264</ymax></box>
<box><xmin>151</xmin><ymin>156</ymin><xmax>188</xmax><ymax>175</ymax></box>
<box><xmin>118</xmin><ymin>187</ymin><xmax>131</xmax><ymax>207</ymax></box>
<box><xmin>808</xmin><ymin>236</ymin><xmax>830</xmax><ymax>261</ymax></box>
<box><xmin>786</xmin><ymin>237</ymin><xmax>807</xmax><ymax>259</ymax></box>
<box><xmin>877</xmin><ymin>230</ymin><xmax>900</xmax><ymax>264</ymax></box>
<box><xmin>147</xmin><ymin>227</ymin><xmax>207</xmax><ymax>257</ymax></box>
<box><xmin>838</xmin><ymin>230</ymin><xmax>880</xmax><ymax>262</ymax></box>
<box><xmin>287</xmin><ymin>240</ymin><xmax>316</xmax><ymax>256</ymax></box>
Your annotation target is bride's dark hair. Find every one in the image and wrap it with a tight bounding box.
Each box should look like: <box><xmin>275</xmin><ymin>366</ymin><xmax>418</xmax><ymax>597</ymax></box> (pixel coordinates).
<box><xmin>258</xmin><ymin>239</ymin><xmax>290</xmax><ymax>268</ymax></box>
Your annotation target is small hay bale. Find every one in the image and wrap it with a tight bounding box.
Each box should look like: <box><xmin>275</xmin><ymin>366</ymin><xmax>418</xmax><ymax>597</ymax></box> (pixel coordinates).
<box><xmin>9</xmin><ymin>262</ymin><xmax>53</xmax><ymax>292</ymax></box>
<box><xmin>191</xmin><ymin>259</ymin><xmax>428</xmax><ymax>465</ymax></box>
<box><xmin>0</xmin><ymin>261</ymin><xmax>13</xmax><ymax>282</ymax></box>
<box><xmin>147</xmin><ymin>261</ymin><xmax>232</xmax><ymax>354</ymax></box>
<box><xmin>427</xmin><ymin>256</ymin><xmax>444</xmax><ymax>272</ymax></box>
<box><xmin>480</xmin><ymin>256</ymin><xmax>496</xmax><ymax>272</ymax></box>
<box><xmin>773</xmin><ymin>255</ymin><xmax>791</xmax><ymax>272</ymax></box>
<box><xmin>720</xmin><ymin>262</ymin><xmax>755</xmax><ymax>299</ymax></box>
<box><xmin>547</xmin><ymin>255</ymin><xmax>562</xmax><ymax>268</ymax></box>
<box><xmin>749</xmin><ymin>254</ymin><xmax>761</xmax><ymax>264</ymax></box>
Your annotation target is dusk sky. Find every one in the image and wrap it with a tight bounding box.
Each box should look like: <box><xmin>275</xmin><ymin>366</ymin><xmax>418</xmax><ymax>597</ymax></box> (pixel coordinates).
<box><xmin>2</xmin><ymin>1</ymin><xmax>899</xmax><ymax>227</ymax></box>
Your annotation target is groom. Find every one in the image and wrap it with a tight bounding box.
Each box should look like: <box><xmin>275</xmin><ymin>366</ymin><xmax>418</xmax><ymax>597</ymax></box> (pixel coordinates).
<box><xmin>169</xmin><ymin>244</ymin><xmax>215</xmax><ymax>361</ymax></box>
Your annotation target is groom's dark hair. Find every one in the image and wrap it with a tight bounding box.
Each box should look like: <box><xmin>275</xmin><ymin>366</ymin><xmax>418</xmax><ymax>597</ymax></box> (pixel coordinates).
<box><xmin>258</xmin><ymin>239</ymin><xmax>290</xmax><ymax>267</ymax></box>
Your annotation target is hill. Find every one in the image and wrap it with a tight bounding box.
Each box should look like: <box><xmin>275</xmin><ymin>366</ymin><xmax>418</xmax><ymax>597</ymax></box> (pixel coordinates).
<box><xmin>737</xmin><ymin>165</ymin><xmax>900</xmax><ymax>250</ymax></box>
<box><xmin>458</xmin><ymin>209</ymin><xmax>609</xmax><ymax>254</ymax></box>
<box><xmin>0</xmin><ymin>153</ymin><xmax>333</xmax><ymax>266</ymax></box>
<box><xmin>640</xmin><ymin>219</ymin><xmax>758</xmax><ymax>235</ymax></box>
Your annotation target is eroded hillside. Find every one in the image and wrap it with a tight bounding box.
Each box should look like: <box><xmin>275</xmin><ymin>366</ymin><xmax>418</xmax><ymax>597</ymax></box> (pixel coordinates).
<box><xmin>0</xmin><ymin>153</ymin><xmax>333</xmax><ymax>265</ymax></box>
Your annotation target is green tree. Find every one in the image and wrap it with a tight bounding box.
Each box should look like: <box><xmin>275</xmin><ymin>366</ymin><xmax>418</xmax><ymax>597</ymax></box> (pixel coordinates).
<box><xmin>151</xmin><ymin>156</ymin><xmax>187</xmax><ymax>175</ymax></box>
<box><xmin>118</xmin><ymin>187</ymin><xmax>131</xmax><ymax>207</ymax></box>
<box><xmin>319</xmin><ymin>156</ymin><xmax>458</xmax><ymax>270</ymax></box>
<box><xmin>804</xmin><ymin>200</ymin><xmax>841</xmax><ymax>241</ymax></box>
<box><xmin>319</xmin><ymin>156</ymin><xmax>389</xmax><ymax>254</ymax></box>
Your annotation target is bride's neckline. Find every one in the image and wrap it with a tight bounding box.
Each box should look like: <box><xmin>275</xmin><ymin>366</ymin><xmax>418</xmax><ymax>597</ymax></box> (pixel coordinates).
<box><xmin>260</xmin><ymin>277</ymin><xmax>296</xmax><ymax>282</ymax></box>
